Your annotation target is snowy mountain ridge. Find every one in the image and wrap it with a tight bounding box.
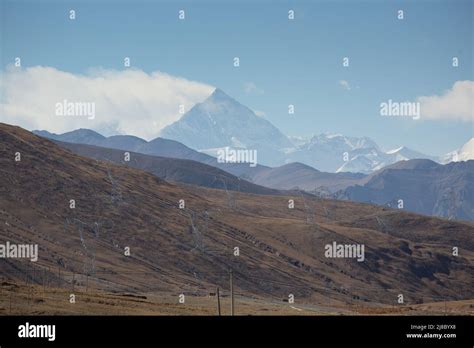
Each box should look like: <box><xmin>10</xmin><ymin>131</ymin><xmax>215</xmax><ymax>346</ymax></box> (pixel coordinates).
<box><xmin>157</xmin><ymin>88</ymin><xmax>472</xmax><ymax>173</ymax></box>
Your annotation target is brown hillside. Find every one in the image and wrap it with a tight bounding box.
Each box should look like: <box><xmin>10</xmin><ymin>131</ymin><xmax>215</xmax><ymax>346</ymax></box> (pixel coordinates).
<box><xmin>1</xmin><ymin>123</ymin><xmax>473</xmax><ymax>314</ymax></box>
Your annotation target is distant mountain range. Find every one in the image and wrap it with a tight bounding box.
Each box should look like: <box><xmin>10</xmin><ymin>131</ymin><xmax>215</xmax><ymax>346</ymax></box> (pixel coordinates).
<box><xmin>33</xmin><ymin>125</ymin><xmax>474</xmax><ymax>221</ymax></box>
<box><xmin>33</xmin><ymin>128</ymin><xmax>270</xmax><ymax>181</ymax></box>
<box><xmin>33</xmin><ymin>128</ymin><xmax>213</xmax><ymax>163</ymax></box>
<box><xmin>34</xmin><ymin>88</ymin><xmax>473</xmax><ymax>174</ymax></box>
<box><xmin>55</xmin><ymin>140</ymin><xmax>279</xmax><ymax>195</ymax></box>
<box><xmin>335</xmin><ymin>159</ymin><xmax>474</xmax><ymax>221</ymax></box>
<box><xmin>33</xmin><ymin>128</ymin><xmax>370</xmax><ymax>193</ymax></box>
<box><xmin>159</xmin><ymin>88</ymin><xmax>472</xmax><ymax>173</ymax></box>
<box><xmin>30</xmin><ymin>88</ymin><xmax>474</xmax><ymax>221</ymax></box>
<box><xmin>283</xmin><ymin>133</ymin><xmax>441</xmax><ymax>173</ymax></box>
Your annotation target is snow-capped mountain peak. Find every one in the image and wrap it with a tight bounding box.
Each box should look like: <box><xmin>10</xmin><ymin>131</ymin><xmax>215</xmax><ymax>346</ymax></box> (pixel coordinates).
<box><xmin>159</xmin><ymin>88</ymin><xmax>292</xmax><ymax>166</ymax></box>
<box><xmin>458</xmin><ymin>138</ymin><xmax>474</xmax><ymax>160</ymax></box>
<box><xmin>441</xmin><ymin>138</ymin><xmax>474</xmax><ymax>163</ymax></box>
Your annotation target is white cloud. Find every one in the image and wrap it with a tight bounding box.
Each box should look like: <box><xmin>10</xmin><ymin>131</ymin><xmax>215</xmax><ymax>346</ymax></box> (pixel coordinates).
<box><xmin>417</xmin><ymin>80</ymin><xmax>473</xmax><ymax>122</ymax></box>
<box><xmin>0</xmin><ymin>66</ymin><xmax>214</xmax><ymax>139</ymax></box>
<box><xmin>244</xmin><ymin>82</ymin><xmax>264</xmax><ymax>95</ymax></box>
<box><xmin>338</xmin><ymin>80</ymin><xmax>351</xmax><ymax>91</ymax></box>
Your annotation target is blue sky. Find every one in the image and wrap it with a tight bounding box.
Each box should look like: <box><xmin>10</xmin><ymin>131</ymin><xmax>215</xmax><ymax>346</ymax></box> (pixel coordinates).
<box><xmin>1</xmin><ymin>0</ymin><xmax>472</xmax><ymax>155</ymax></box>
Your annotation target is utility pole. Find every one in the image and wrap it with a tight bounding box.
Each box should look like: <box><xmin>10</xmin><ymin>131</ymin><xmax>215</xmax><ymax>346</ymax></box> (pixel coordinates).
<box><xmin>230</xmin><ymin>270</ymin><xmax>234</xmax><ymax>316</ymax></box>
<box><xmin>216</xmin><ymin>287</ymin><xmax>221</xmax><ymax>316</ymax></box>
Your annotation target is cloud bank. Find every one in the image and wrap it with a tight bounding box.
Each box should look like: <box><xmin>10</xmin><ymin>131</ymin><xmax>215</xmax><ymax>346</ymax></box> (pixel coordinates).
<box><xmin>0</xmin><ymin>66</ymin><xmax>214</xmax><ymax>139</ymax></box>
<box><xmin>418</xmin><ymin>80</ymin><xmax>473</xmax><ymax>122</ymax></box>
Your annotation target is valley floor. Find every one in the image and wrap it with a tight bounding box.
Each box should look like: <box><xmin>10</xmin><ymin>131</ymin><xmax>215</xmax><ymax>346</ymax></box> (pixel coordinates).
<box><xmin>1</xmin><ymin>280</ymin><xmax>472</xmax><ymax>316</ymax></box>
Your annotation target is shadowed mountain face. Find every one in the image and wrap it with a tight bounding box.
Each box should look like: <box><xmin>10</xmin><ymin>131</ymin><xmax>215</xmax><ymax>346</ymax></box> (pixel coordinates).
<box><xmin>55</xmin><ymin>141</ymin><xmax>279</xmax><ymax>195</ymax></box>
<box><xmin>2</xmin><ymin>123</ymin><xmax>474</xmax><ymax>308</ymax></box>
<box><xmin>336</xmin><ymin>159</ymin><xmax>474</xmax><ymax>221</ymax></box>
